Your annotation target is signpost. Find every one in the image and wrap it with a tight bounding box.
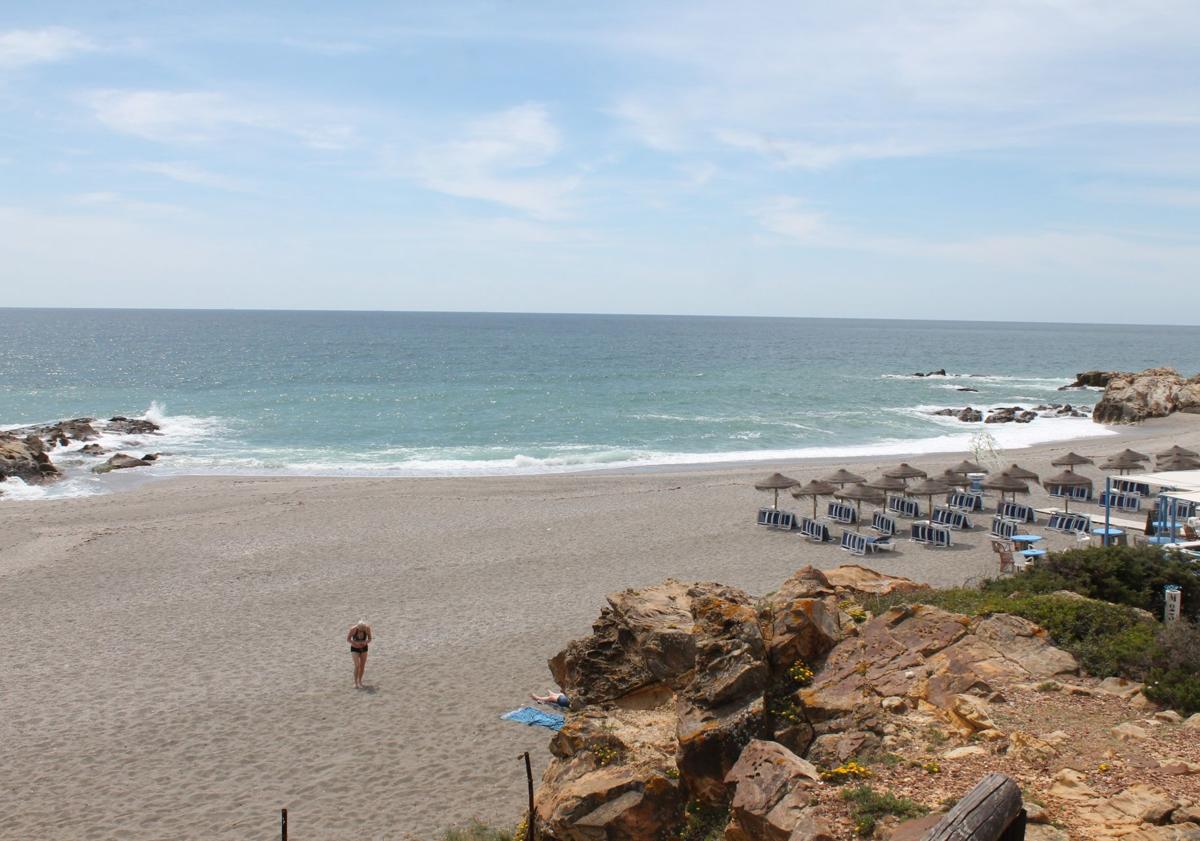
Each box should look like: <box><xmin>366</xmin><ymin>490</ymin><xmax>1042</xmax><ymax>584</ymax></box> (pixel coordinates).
<box><xmin>1165</xmin><ymin>585</ymin><xmax>1182</xmax><ymax>623</ymax></box>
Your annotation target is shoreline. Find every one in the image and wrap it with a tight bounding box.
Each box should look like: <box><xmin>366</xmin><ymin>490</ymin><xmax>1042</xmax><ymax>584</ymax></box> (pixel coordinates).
<box><xmin>2</xmin><ymin>413</ymin><xmax>1197</xmax><ymax>839</ymax></box>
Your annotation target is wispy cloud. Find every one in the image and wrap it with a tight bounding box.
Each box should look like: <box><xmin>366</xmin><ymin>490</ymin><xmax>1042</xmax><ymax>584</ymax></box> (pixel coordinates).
<box><xmin>406</xmin><ymin>103</ymin><xmax>579</xmax><ymax>218</ymax></box>
<box><xmin>132</xmin><ymin>161</ymin><xmax>249</xmax><ymax>192</ymax></box>
<box><xmin>85</xmin><ymin>89</ymin><xmax>355</xmax><ymax>149</ymax></box>
<box><xmin>0</xmin><ymin>27</ymin><xmax>93</xmax><ymax>69</ymax></box>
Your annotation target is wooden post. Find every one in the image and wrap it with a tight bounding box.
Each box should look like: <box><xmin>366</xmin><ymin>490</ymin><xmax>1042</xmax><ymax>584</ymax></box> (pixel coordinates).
<box><xmin>523</xmin><ymin>751</ymin><xmax>537</xmax><ymax>841</ymax></box>
<box><xmin>281</xmin><ymin>807</ymin><xmax>287</xmax><ymax>841</ymax></box>
<box><xmin>923</xmin><ymin>772</ymin><xmax>1023</xmax><ymax>840</ymax></box>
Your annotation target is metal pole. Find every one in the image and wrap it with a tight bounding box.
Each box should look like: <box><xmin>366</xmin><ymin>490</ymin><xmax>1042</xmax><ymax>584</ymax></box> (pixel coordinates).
<box><xmin>1104</xmin><ymin>476</ymin><xmax>1112</xmax><ymax>546</ymax></box>
<box><xmin>523</xmin><ymin>751</ymin><xmax>537</xmax><ymax>841</ymax></box>
<box><xmin>281</xmin><ymin>808</ymin><xmax>287</xmax><ymax>841</ymax></box>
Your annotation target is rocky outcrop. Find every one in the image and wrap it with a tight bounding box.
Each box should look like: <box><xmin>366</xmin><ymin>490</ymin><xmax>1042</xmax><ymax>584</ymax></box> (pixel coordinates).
<box><xmin>534</xmin><ymin>567</ymin><xmax>1085</xmax><ymax>840</ymax></box>
<box><xmin>1093</xmin><ymin>367</ymin><xmax>1200</xmax><ymax>424</ymax></box>
<box><xmin>93</xmin><ymin>453</ymin><xmax>154</xmax><ymax>474</ymax></box>
<box><xmin>723</xmin><ymin>740</ymin><xmax>830</xmax><ymax>841</ymax></box>
<box><xmin>912</xmin><ymin>368</ymin><xmax>947</xmax><ymax>377</ymax></box>
<box><xmin>1060</xmin><ymin>370</ymin><xmax>1116</xmax><ymax>390</ymax></box>
<box><xmin>105</xmin><ymin>416</ymin><xmax>161</xmax><ymax>435</ymax></box>
<box><xmin>0</xmin><ymin>433</ymin><xmax>60</xmax><ymax>484</ymax></box>
<box><xmin>929</xmin><ymin>403</ymin><xmax>1086</xmax><ymax>424</ymax></box>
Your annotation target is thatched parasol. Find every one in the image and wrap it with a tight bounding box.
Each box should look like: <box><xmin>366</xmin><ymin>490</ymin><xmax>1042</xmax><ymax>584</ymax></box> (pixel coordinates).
<box><xmin>833</xmin><ymin>483</ymin><xmax>885</xmax><ymax>522</ymax></box>
<box><xmin>791</xmin><ymin>479</ymin><xmax>837</xmax><ymax>519</ymax></box>
<box><xmin>1004</xmin><ymin>463</ymin><xmax>1040</xmax><ymax>484</ymax></box>
<box><xmin>1045</xmin><ymin>469</ymin><xmax>1092</xmax><ymax>512</ymax></box>
<box><xmin>821</xmin><ymin>468</ymin><xmax>866</xmax><ymax>487</ymax></box>
<box><xmin>883</xmin><ymin>463</ymin><xmax>927</xmax><ymax>483</ymax></box>
<box><xmin>755</xmin><ymin>472</ymin><xmax>799</xmax><ymax>510</ymax></box>
<box><xmin>947</xmin><ymin>459</ymin><xmax>988</xmax><ymax>475</ymax></box>
<box><xmin>981</xmin><ymin>471</ymin><xmax>1030</xmax><ymax>504</ymax></box>
<box><xmin>1158</xmin><ymin>455</ymin><xmax>1200</xmax><ymax>472</ymax></box>
<box><xmin>1051</xmin><ymin>452</ymin><xmax>1093</xmax><ymax>471</ymax></box>
<box><xmin>1100</xmin><ymin>454</ymin><xmax>1146</xmax><ymax>475</ymax></box>
<box><xmin>866</xmin><ymin>475</ymin><xmax>907</xmax><ymax>494</ymax></box>
<box><xmin>1110</xmin><ymin>448</ymin><xmax>1150</xmax><ymax>463</ymax></box>
<box><xmin>905</xmin><ymin>476</ymin><xmax>955</xmax><ymax>523</ymax></box>
<box><xmin>1158</xmin><ymin>444</ymin><xmax>1199</xmax><ymax>460</ymax></box>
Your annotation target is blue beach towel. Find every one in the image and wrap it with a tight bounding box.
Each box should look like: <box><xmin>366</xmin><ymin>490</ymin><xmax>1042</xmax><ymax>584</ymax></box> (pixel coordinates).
<box><xmin>501</xmin><ymin>706</ymin><xmax>565</xmax><ymax>731</ymax></box>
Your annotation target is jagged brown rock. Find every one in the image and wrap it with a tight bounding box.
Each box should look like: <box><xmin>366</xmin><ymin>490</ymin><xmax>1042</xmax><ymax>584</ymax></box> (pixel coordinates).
<box><xmin>93</xmin><ymin>453</ymin><xmax>153</xmax><ymax>474</ymax></box>
<box><xmin>1093</xmin><ymin>367</ymin><xmax>1200</xmax><ymax>423</ymax></box>
<box><xmin>723</xmin><ymin>740</ymin><xmax>828</xmax><ymax>841</ymax></box>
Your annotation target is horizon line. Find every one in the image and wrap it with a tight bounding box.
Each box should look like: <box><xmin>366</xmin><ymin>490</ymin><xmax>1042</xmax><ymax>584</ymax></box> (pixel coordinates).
<box><xmin>0</xmin><ymin>305</ymin><xmax>1197</xmax><ymax>330</ymax></box>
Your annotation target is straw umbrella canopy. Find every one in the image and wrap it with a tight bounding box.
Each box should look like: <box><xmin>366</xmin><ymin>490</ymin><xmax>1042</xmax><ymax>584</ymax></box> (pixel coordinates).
<box><xmin>883</xmin><ymin>463</ymin><xmax>927</xmax><ymax>483</ymax></box>
<box><xmin>905</xmin><ymin>476</ymin><xmax>955</xmax><ymax>522</ymax></box>
<box><xmin>1004</xmin><ymin>464</ymin><xmax>1041</xmax><ymax>484</ymax></box>
<box><xmin>833</xmin><ymin>483</ymin><xmax>885</xmax><ymax>523</ymax></box>
<box><xmin>821</xmin><ymin>468</ymin><xmax>866</xmax><ymax>487</ymax></box>
<box><xmin>1100</xmin><ymin>454</ymin><xmax>1146</xmax><ymax>475</ymax></box>
<box><xmin>1051</xmin><ymin>452</ymin><xmax>1093</xmax><ymax>471</ymax></box>
<box><xmin>755</xmin><ymin>472</ymin><xmax>799</xmax><ymax>510</ymax></box>
<box><xmin>866</xmin><ymin>475</ymin><xmax>908</xmax><ymax>494</ymax></box>
<box><xmin>1110</xmin><ymin>448</ymin><xmax>1150</xmax><ymax>463</ymax></box>
<box><xmin>790</xmin><ymin>479</ymin><xmax>837</xmax><ymax>519</ymax></box>
<box><xmin>981</xmin><ymin>472</ymin><xmax>1030</xmax><ymax>504</ymax></box>
<box><xmin>1045</xmin><ymin>469</ymin><xmax>1092</xmax><ymax>512</ymax></box>
<box><xmin>1158</xmin><ymin>455</ymin><xmax>1200</xmax><ymax>472</ymax></box>
<box><xmin>1158</xmin><ymin>444</ymin><xmax>1199</xmax><ymax>460</ymax></box>
<box><xmin>947</xmin><ymin>459</ymin><xmax>988</xmax><ymax>476</ymax></box>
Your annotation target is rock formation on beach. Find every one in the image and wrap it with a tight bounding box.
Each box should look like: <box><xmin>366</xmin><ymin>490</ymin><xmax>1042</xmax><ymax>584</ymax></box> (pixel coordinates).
<box><xmin>1060</xmin><ymin>371</ymin><xmax>1116</xmax><ymax>391</ymax></box>
<box><xmin>531</xmin><ymin>565</ymin><xmax>1199</xmax><ymax>840</ymax></box>
<box><xmin>929</xmin><ymin>404</ymin><xmax>1086</xmax><ymax>424</ymax></box>
<box><xmin>0</xmin><ymin>416</ymin><xmax>162</xmax><ymax>491</ymax></box>
<box><xmin>1092</xmin><ymin>368</ymin><xmax>1200</xmax><ymax>424</ymax></box>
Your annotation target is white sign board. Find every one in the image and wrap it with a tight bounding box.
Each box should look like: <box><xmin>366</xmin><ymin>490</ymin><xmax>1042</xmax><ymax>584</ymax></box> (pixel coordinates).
<box><xmin>1165</xmin><ymin>586</ymin><xmax>1182</xmax><ymax>623</ymax></box>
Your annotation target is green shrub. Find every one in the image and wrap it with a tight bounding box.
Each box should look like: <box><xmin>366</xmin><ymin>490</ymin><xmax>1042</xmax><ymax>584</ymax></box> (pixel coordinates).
<box><xmin>1144</xmin><ymin>620</ymin><xmax>1200</xmax><ymax>713</ymax></box>
<box><xmin>674</xmin><ymin>801</ymin><xmax>729</xmax><ymax>841</ymax></box>
<box><xmin>981</xmin><ymin>545</ymin><xmax>1199</xmax><ymax>619</ymax></box>
<box><xmin>438</xmin><ymin>820</ymin><xmax>515</xmax><ymax>841</ymax></box>
<box><xmin>841</xmin><ymin>785</ymin><xmax>927</xmax><ymax>837</ymax></box>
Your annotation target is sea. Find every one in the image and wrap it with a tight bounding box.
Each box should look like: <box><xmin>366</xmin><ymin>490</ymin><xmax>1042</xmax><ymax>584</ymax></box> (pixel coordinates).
<box><xmin>3</xmin><ymin>309</ymin><xmax>1199</xmax><ymax>501</ymax></box>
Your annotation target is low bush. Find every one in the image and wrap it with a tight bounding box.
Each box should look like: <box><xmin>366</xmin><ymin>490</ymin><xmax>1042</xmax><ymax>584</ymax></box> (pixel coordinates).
<box><xmin>841</xmin><ymin>785</ymin><xmax>927</xmax><ymax>837</ymax></box>
<box><xmin>1144</xmin><ymin>620</ymin><xmax>1200</xmax><ymax>713</ymax></box>
<box><xmin>674</xmin><ymin>801</ymin><xmax>729</xmax><ymax>841</ymax></box>
<box><xmin>438</xmin><ymin>820</ymin><xmax>514</xmax><ymax>841</ymax></box>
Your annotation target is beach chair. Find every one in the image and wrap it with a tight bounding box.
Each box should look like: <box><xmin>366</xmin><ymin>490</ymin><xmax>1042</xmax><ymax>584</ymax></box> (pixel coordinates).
<box><xmin>989</xmin><ymin>516</ymin><xmax>1017</xmax><ymax>540</ymax></box>
<box><xmin>909</xmin><ymin>522</ymin><xmax>929</xmax><ymax>544</ymax></box>
<box><xmin>871</xmin><ymin>510</ymin><xmax>897</xmax><ymax>538</ymax></box>
<box><xmin>996</xmin><ymin>542</ymin><xmax>1016</xmax><ymax>574</ymax></box>
<box><xmin>870</xmin><ymin>537</ymin><xmax>895</xmax><ymax>552</ymax></box>
<box><xmin>757</xmin><ymin>507</ymin><xmax>773</xmax><ymax>526</ymax></box>
<box><xmin>931</xmin><ymin>526</ymin><xmax>952</xmax><ymax>548</ymax></box>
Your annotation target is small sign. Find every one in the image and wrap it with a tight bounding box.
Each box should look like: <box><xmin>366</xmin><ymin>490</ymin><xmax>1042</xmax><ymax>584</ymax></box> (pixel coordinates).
<box><xmin>1165</xmin><ymin>585</ymin><xmax>1182</xmax><ymax>623</ymax></box>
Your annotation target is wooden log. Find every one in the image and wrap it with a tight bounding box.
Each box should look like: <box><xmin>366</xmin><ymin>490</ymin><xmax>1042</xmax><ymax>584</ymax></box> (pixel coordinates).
<box><xmin>923</xmin><ymin>772</ymin><xmax>1024</xmax><ymax>841</ymax></box>
<box><xmin>523</xmin><ymin>751</ymin><xmax>537</xmax><ymax>841</ymax></box>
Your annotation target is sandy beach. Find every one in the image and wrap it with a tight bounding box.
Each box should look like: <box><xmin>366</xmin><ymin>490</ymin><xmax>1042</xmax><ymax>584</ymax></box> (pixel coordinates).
<box><xmin>2</xmin><ymin>414</ymin><xmax>1198</xmax><ymax>840</ymax></box>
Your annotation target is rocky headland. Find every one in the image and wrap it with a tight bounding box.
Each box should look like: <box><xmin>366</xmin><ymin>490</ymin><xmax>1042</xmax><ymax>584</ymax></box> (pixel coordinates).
<box><xmin>530</xmin><ymin>565</ymin><xmax>1200</xmax><ymax>840</ymax></box>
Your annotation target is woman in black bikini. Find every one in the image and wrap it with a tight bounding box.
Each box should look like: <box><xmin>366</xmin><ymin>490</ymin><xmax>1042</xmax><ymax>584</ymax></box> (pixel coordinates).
<box><xmin>346</xmin><ymin>620</ymin><xmax>373</xmax><ymax>689</ymax></box>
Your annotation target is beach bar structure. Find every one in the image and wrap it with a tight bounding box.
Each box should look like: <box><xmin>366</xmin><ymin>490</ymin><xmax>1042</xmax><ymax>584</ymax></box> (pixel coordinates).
<box><xmin>1097</xmin><ymin>467</ymin><xmax>1200</xmax><ymax>551</ymax></box>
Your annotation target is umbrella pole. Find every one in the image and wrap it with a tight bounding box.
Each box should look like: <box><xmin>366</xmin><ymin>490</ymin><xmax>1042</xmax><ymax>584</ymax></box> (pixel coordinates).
<box><xmin>813</xmin><ymin>497</ymin><xmax>818</xmax><ymax>519</ymax></box>
<box><xmin>774</xmin><ymin>489</ymin><xmax>779</xmax><ymax>511</ymax></box>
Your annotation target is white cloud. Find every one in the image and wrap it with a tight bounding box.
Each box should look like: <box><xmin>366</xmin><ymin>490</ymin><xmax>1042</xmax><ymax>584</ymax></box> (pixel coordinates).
<box><xmin>132</xmin><ymin>161</ymin><xmax>249</xmax><ymax>192</ymax></box>
<box><xmin>85</xmin><ymin>89</ymin><xmax>356</xmax><ymax>149</ymax></box>
<box><xmin>0</xmin><ymin>27</ymin><xmax>93</xmax><ymax>68</ymax></box>
<box><xmin>408</xmin><ymin>103</ymin><xmax>579</xmax><ymax>218</ymax></box>
<box><xmin>753</xmin><ymin>197</ymin><xmax>832</xmax><ymax>242</ymax></box>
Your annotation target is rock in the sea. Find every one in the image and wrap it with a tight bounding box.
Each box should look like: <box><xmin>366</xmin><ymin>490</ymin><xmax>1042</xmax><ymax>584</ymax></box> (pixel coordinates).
<box><xmin>959</xmin><ymin>407</ymin><xmax>983</xmax><ymax>422</ymax></box>
<box><xmin>1093</xmin><ymin>367</ymin><xmax>1195</xmax><ymax>424</ymax></box>
<box><xmin>957</xmin><ymin>387</ymin><xmax>979</xmax><ymax>392</ymax></box>
<box><xmin>92</xmin><ymin>453</ymin><xmax>153</xmax><ymax>474</ymax></box>
<box><xmin>0</xmin><ymin>433</ymin><xmax>60</xmax><ymax>483</ymax></box>
<box><xmin>79</xmin><ymin>443</ymin><xmax>106</xmax><ymax>455</ymax></box>
<box><xmin>106</xmin><ymin>416</ymin><xmax>161</xmax><ymax>435</ymax></box>
<box><xmin>1060</xmin><ymin>370</ymin><xmax>1115</xmax><ymax>390</ymax></box>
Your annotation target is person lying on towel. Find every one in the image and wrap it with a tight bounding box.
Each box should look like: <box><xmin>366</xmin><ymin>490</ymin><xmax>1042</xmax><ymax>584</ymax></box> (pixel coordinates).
<box><xmin>530</xmin><ymin>689</ymin><xmax>571</xmax><ymax>708</ymax></box>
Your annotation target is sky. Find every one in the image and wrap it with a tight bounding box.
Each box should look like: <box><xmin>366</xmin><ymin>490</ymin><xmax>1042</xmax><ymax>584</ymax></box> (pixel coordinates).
<box><xmin>2</xmin><ymin>1</ymin><xmax>1200</xmax><ymax>322</ymax></box>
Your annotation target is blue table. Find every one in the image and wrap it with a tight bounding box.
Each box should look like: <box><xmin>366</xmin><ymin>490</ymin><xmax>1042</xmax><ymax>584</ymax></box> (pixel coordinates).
<box><xmin>1020</xmin><ymin>548</ymin><xmax>1047</xmax><ymax>558</ymax></box>
<box><xmin>1012</xmin><ymin>534</ymin><xmax>1042</xmax><ymax>552</ymax></box>
<box><xmin>1093</xmin><ymin>526</ymin><xmax>1125</xmax><ymax>546</ymax></box>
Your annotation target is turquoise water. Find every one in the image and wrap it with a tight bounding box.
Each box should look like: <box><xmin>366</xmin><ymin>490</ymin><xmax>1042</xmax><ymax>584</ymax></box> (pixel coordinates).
<box><xmin>3</xmin><ymin>309</ymin><xmax>1199</xmax><ymax>497</ymax></box>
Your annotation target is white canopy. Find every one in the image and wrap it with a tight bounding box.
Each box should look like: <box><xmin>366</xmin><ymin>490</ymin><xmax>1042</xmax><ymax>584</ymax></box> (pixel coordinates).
<box><xmin>1116</xmin><ymin>470</ymin><xmax>1200</xmax><ymax>493</ymax></box>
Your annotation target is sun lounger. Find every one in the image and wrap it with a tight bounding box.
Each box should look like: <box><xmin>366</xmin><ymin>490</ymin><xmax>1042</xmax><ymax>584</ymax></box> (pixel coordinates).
<box><xmin>757</xmin><ymin>507</ymin><xmax>772</xmax><ymax>526</ymax></box>
<box><xmin>1046</xmin><ymin>512</ymin><xmax>1091</xmax><ymax>533</ymax></box>
<box><xmin>800</xmin><ymin>516</ymin><xmax>831</xmax><ymax>542</ymax></box>
<box><xmin>989</xmin><ymin>516</ymin><xmax>1018</xmax><ymax>540</ymax></box>
<box><xmin>871</xmin><ymin>510</ymin><xmax>897</xmax><ymax>538</ymax></box>
<box><xmin>887</xmin><ymin>496</ymin><xmax>921</xmax><ymax>518</ymax></box>
<box><xmin>1048</xmin><ymin>484</ymin><xmax>1092</xmax><ymax>501</ymax></box>
<box><xmin>1098</xmin><ymin>491</ymin><xmax>1140</xmax><ymax>513</ymax></box>
<box><xmin>1112</xmin><ymin>479</ymin><xmax>1152</xmax><ymax>497</ymax></box>
<box><xmin>910</xmin><ymin>521</ymin><xmax>952</xmax><ymax>547</ymax></box>
<box><xmin>827</xmin><ymin>501</ymin><xmax>857</xmax><ymax>524</ymax></box>
<box><xmin>931</xmin><ymin>506</ymin><xmax>970</xmax><ymax>530</ymax></box>
<box><xmin>947</xmin><ymin>491</ymin><xmax>984</xmax><ymax>513</ymax></box>
<box><xmin>998</xmin><ymin>501</ymin><xmax>1035</xmax><ymax>524</ymax></box>
<box><xmin>841</xmin><ymin>530</ymin><xmax>887</xmax><ymax>556</ymax></box>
